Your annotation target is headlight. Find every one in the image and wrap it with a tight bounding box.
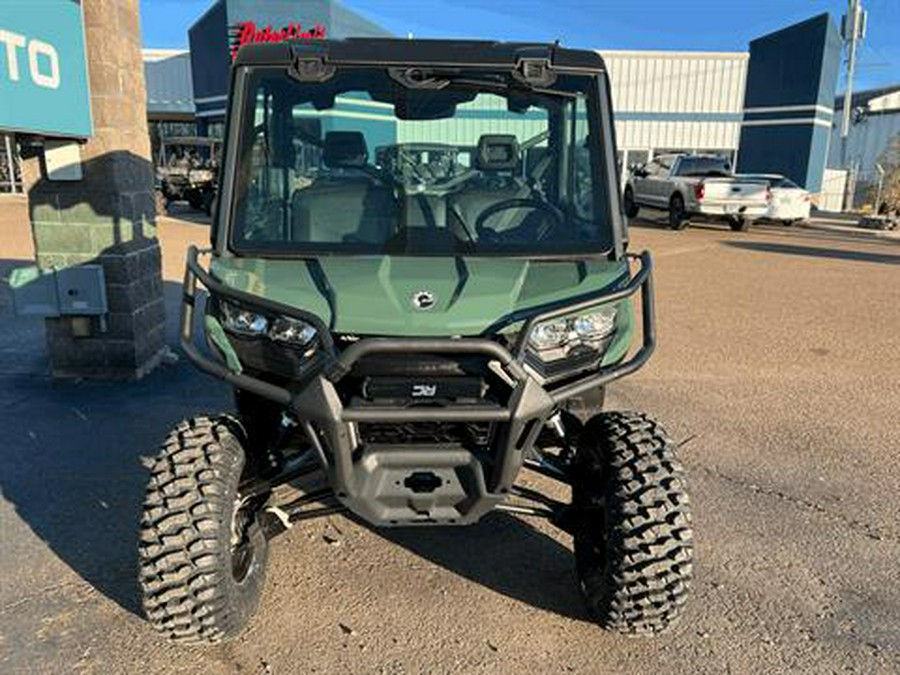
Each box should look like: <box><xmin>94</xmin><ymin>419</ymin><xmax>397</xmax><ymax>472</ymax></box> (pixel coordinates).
<box><xmin>219</xmin><ymin>301</ymin><xmax>317</xmax><ymax>349</ymax></box>
<box><xmin>572</xmin><ymin>307</ymin><xmax>617</xmax><ymax>340</ymax></box>
<box><xmin>269</xmin><ymin>316</ymin><xmax>317</xmax><ymax>347</ymax></box>
<box><xmin>527</xmin><ymin>305</ymin><xmax>618</xmax><ymax>364</ymax></box>
<box><xmin>219</xmin><ymin>301</ymin><xmax>268</xmax><ymax>335</ymax></box>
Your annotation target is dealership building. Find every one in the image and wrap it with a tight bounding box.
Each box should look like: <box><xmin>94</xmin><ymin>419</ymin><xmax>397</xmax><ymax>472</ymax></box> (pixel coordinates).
<box><xmin>3</xmin><ymin>1</ymin><xmax>848</xmax><ymax>199</ymax></box>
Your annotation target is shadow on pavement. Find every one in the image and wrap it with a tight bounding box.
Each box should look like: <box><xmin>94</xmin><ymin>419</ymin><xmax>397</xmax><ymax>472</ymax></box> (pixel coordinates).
<box><xmin>161</xmin><ymin>201</ymin><xmax>212</xmax><ymax>226</ymax></box>
<box><xmin>0</xmin><ymin>264</ymin><xmax>229</xmax><ymax>617</ymax></box>
<box><xmin>374</xmin><ymin>511</ymin><xmax>588</xmax><ymax>621</ymax></box>
<box><xmin>723</xmin><ymin>241</ymin><xmax>900</xmax><ymax>265</ymax></box>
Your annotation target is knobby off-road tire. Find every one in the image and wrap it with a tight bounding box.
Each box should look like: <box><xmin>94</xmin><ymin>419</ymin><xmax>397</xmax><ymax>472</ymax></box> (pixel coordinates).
<box><xmin>573</xmin><ymin>412</ymin><xmax>693</xmax><ymax>635</ymax></box>
<box><xmin>668</xmin><ymin>194</ymin><xmax>689</xmax><ymax>230</ymax></box>
<box><xmin>139</xmin><ymin>416</ymin><xmax>269</xmax><ymax>644</ymax></box>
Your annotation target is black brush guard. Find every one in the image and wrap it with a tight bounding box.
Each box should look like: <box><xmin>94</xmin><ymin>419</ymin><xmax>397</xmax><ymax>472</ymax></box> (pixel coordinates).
<box><xmin>180</xmin><ymin>246</ymin><xmax>656</xmax><ymax>525</ymax></box>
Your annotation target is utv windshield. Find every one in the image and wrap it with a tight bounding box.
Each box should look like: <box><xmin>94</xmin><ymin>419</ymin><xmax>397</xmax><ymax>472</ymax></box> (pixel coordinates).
<box><xmin>228</xmin><ymin>66</ymin><xmax>613</xmax><ymax>256</ymax></box>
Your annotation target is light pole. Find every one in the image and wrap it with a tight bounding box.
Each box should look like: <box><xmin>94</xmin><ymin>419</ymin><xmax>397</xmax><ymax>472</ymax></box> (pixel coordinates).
<box><xmin>840</xmin><ymin>0</ymin><xmax>865</xmax><ymax>210</ymax></box>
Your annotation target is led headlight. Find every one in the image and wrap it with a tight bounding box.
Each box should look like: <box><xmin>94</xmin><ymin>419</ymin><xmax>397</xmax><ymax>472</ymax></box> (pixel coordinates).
<box><xmin>219</xmin><ymin>301</ymin><xmax>268</xmax><ymax>336</ymax></box>
<box><xmin>572</xmin><ymin>306</ymin><xmax>617</xmax><ymax>341</ymax></box>
<box><xmin>269</xmin><ymin>316</ymin><xmax>317</xmax><ymax>347</ymax></box>
<box><xmin>527</xmin><ymin>305</ymin><xmax>618</xmax><ymax>364</ymax></box>
<box><xmin>219</xmin><ymin>301</ymin><xmax>317</xmax><ymax>349</ymax></box>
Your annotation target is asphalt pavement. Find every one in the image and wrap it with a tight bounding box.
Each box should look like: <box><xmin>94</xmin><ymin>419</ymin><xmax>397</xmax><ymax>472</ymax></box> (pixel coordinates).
<box><xmin>1</xmin><ymin>208</ymin><xmax>898</xmax><ymax>674</ymax></box>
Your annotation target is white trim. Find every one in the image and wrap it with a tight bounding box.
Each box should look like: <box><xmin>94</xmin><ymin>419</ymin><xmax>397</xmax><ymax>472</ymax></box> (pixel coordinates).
<box><xmin>196</xmin><ymin>108</ymin><xmax>227</xmax><ymax>118</ymax></box>
<box><xmin>744</xmin><ymin>104</ymin><xmax>833</xmax><ymax>115</ymax></box>
<box><xmin>194</xmin><ymin>94</ymin><xmax>228</xmax><ymax>105</ymax></box>
<box><xmin>742</xmin><ymin>117</ymin><xmax>833</xmax><ymax>128</ymax></box>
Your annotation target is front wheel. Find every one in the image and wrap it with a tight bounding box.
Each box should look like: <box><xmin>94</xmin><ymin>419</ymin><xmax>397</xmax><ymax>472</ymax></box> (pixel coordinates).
<box><xmin>668</xmin><ymin>195</ymin><xmax>689</xmax><ymax>230</ymax></box>
<box><xmin>139</xmin><ymin>416</ymin><xmax>269</xmax><ymax>644</ymax></box>
<box><xmin>623</xmin><ymin>188</ymin><xmax>639</xmax><ymax>218</ymax></box>
<box><xmin>572</xmin><ymin>412</ymin><xmax>693</xmax><ymax>634</ymax></box>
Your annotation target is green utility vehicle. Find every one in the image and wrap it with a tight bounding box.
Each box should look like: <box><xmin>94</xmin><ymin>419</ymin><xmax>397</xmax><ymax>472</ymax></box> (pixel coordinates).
<box><xmin>154</xmin><ymin>136</ymin><xmax>220</xmax><ymax>215</ymax></box>
<box><xmin>139</xmin><ymin>39</ymin><xmax>693</xmax><ymax>644</ymax></box>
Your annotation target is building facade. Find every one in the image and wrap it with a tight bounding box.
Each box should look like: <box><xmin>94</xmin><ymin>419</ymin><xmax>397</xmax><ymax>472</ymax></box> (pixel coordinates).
<box><xmin>828</xmin><ymin>84</ymin><xmax>900</xmax><ymax>206</ymax></box>
<box><xmin>601</xmin><ymin>50</ymin><xmax>749</xmax><ymax>183</ymax></box>
<box><xmin>4</xmin><ymin>2</ymin><xmax>847</xmax><ymax>202</ymax></box>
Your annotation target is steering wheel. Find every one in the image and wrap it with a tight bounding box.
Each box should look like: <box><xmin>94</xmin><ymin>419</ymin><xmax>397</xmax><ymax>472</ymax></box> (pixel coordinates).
<box><xmin>474</xmin><ymin>198</ymin><xmax>565</xmax><ymax>241</ymax></box>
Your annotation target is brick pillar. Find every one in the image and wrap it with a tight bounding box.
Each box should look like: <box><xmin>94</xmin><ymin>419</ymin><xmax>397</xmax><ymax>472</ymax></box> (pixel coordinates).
<box><xmin>26</xmin><ymin>0</ymin><xmax>165</xmax><ymax>379</ymax></box>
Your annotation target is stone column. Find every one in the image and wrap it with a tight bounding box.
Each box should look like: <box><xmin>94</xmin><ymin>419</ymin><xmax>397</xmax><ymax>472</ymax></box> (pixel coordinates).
<box><xmin>27</xmin><ymin>0</ymin><xmax>165</xmax><ymax>379</ymax></box>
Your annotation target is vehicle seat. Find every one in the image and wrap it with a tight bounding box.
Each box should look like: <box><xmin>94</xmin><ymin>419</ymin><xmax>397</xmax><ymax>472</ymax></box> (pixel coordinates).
<box><xmin>449</xmin><ymin>134</ymin><xmax>532</xmax><ymax>236</ymax></box>
<box><xmin>291</xmin><ymin>132</ymin><xmax>397</xmax><ymax>244</ymax></box>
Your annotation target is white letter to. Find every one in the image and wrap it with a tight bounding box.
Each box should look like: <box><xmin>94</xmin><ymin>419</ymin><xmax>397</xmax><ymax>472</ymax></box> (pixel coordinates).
<box><xmin>29</xmin><ymin>39</ymin><xmax>59</xmax><ymax>89</ymax></box>
<box><xmin>0</xmin><ymin>29</ymin><xmax>26</xmax><ymax>81</ymax></box>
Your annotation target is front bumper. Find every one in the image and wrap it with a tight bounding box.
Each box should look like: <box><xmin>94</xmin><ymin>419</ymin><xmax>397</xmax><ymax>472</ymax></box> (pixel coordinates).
<box><xmin>180</xmin><ymin>246</ymin><xmax>656</xmax><ymax>525</ymax></box>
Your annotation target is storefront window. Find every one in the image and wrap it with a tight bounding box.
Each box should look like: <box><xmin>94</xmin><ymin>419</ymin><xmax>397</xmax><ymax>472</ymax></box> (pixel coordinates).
<box><xmin>0</xmin><ymin>134</ymin><xmax>22</xmax><ymax>194</ymax></box>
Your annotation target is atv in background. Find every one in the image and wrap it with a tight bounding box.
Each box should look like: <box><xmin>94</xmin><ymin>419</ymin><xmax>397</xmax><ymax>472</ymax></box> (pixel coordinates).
<box><xmin>139</xmin><ymin>38</ymin><xmax>693</xmax><ymax>644</ymax></box>
<box><xmin>154</xmin><ymin>136</ymin><xmax>220</xmax><ymax>216</ymax></box>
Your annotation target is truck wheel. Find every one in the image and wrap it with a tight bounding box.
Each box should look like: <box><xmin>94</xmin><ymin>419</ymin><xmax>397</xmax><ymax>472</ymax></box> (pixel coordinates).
<box><xmin>668</xmin><ymin>195</ymin><xmax>689</xmax><ymax>230</ymax></box>
<box><xmin>729</xmin><ymin>216</ymin><xmax>750</xmax><ymax>232</ymax></box>
<box><xmin>572</xmin><ymin>412</ymin><xmax>693</xmax><ymax>634</ymax></box>
<box><xmin>139</xmin><ymin>416</ymin><xmax>269</xmax><ymax>644</ymax></box>
<box><xmin>623</xmin><ymin>188</ymin><xmax>639</xmax><ymax>218</ymax></box>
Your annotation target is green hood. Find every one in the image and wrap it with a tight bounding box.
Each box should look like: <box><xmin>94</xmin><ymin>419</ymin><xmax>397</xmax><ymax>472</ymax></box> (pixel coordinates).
<box><xmin>210</xmin><ymin>255</ymin><xmax>629</xmax><ymax>337</ymax></box>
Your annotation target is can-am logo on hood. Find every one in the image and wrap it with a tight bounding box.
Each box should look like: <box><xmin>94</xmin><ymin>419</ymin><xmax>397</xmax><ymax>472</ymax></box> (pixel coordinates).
<box><xmin>411</xmin><ymin>290</ymin><xmax>436</xmax><ymax>311</ymax></box>
<box><xmin>230</xmin><ymin>21</ymin><xmax>327</xmax><ymax>61</ymax></box>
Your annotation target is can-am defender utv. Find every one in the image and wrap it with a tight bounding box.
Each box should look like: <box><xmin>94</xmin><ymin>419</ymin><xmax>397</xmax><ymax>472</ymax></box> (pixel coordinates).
<box><xmin>139</xmin><ymin>39</ymin><xmax>693</xmax><ymax>644</ymax></box>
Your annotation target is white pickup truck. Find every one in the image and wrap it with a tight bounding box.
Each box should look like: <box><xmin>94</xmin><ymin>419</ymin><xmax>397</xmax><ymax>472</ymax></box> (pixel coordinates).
<box><xmin>623</xmin><ymin>154</ymin><xmax>769</xmax><ymax>231</ymax></box>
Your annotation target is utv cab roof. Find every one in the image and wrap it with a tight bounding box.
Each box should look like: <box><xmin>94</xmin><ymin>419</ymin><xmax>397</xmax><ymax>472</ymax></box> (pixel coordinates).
<box><xmin>233</xmin><ymin>37</ymin><xmax>606</xmax><ymax>73</ymax></box>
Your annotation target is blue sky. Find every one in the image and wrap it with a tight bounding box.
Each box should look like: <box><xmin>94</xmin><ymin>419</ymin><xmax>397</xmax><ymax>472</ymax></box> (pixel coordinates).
<box><xmin>139</xmin><ymin>0</ymin><xmax>899</xmax><ymax>91</ymax></box>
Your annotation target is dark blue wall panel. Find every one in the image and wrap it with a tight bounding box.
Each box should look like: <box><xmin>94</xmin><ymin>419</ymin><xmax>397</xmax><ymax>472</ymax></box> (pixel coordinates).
<box><xmin>737</xmin><ymin>13</ymin><xmax>842</xmax><ymax>192</ymax></box>
<box><xmin>188</xmin><ymin>1</ymin><xmax>229</xmax><ymax>106</ymax></box>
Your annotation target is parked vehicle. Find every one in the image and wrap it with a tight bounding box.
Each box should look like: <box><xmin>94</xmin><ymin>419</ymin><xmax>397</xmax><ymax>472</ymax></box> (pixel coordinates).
<box><xmin>154</xmin><ymin>136</ymin><xmax>220</xmax><ymax>215</ymax></box>
<box><xmin>138</xmin><ymin>38</ymin><xmax>693</xmax><ymax>644</ymax></box>
<box><xmin>738</xmin><ymin>173</ymin><xmax>811</xmax><ymax>225</ymax></box>
<box><xmin>624</xmin><ymin>153</ymin><xmax>769</xmax><ymax>231</ymax></box>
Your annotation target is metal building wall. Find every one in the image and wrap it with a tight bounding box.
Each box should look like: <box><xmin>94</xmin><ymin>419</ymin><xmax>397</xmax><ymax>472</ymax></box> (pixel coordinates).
<box><xmin>600</xmin><ymin>50</ymin><xmax>748</xmax><ymax>157</ymax></box>
<box><xmin>143</xmin><ymin>50</ymin><xmax>195</xmax><ymax>118</ymax></box>
<box><xmin>828</xmin><ymin>89</ymin><xmax>900</xmax><ymax>177</ymax></box>
<box><xmin>397</xmin><ymin>95</ymin><xmax>546</xmax><ymax>146</ymax></box>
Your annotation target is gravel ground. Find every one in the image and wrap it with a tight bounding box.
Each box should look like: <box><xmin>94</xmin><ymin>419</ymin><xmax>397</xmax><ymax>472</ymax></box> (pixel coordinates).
<box><xmin>1</xmin><ymin>209</ymin><xmax>898</xmax><ymax>674</ymax></box>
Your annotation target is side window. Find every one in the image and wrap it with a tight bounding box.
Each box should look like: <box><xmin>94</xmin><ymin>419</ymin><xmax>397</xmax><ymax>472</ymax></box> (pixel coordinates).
<box><xmin>571</xmin><ymin>95</ymin><xmax>594</xmax><ymax>220</ymax></box>
<box><xmin>658</xmin><ymin>157</ymin><xmax>672</xmax><ymax>175</ymax></box>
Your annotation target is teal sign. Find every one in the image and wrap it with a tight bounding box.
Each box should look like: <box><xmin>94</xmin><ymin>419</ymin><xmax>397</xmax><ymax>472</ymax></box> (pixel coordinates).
<box><xmin>0</xmin><ymin>0</ymin><xmax>91</xmax><ymax>137</ymax></box>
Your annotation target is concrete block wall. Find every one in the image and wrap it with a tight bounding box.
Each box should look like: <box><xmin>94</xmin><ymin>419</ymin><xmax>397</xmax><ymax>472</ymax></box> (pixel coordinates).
<box><xmin>26</xmin><ymin>0</ymin><xmax>166</xmax><ymax>379</ymax></box>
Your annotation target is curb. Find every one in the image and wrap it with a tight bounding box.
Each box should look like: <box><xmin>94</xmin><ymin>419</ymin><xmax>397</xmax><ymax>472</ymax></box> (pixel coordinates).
<box><xmin>797</xmin><ymin>220</ymin><xmax>900</xmax><ymax>242</ymax></box>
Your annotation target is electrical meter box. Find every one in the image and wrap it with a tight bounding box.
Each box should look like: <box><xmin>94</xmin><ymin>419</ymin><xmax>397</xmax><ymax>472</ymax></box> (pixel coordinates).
<box><xmin>10</xmin><ymin>265</ymin><xmax>108</xmax><ymax>317</ymax></box>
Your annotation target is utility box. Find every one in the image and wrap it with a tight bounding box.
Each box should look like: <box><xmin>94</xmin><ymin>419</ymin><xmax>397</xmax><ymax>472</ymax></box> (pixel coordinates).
<box><xmin>10</xmin><ymin>265</ymin><xmax>108</xmax><ymax>317</ymax></box>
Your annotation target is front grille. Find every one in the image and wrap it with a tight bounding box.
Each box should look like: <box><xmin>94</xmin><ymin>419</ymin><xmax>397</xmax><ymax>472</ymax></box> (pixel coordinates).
<box><xmin>358</xmin><ymin>421</ymin><xmax>494</xmax><ymax>448</ymax></box>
